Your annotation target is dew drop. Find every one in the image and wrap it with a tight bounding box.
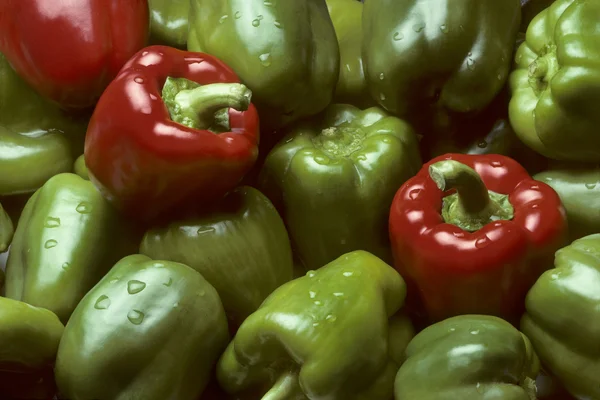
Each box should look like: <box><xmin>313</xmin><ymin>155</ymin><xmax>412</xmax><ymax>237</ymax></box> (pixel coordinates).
<box><xmin>475</xmin><ymin>235</ymin><xmax>491</xmax><ymax>249</ymax></box>
<box><xmin>127</xmin><ymin>310</ymin><xmax>145</xmax><ymax>325</ymax></box>
<box><xmin>154</xmin><ymin>262</ymin><xmax>165</xmax><ymax>268</ymax></box>
<box><xmin>198</xmin><ymin>289</ymin><xmax>206</xmax><ymax>297</ymax></box>
<box><xmin>219</xmin><ymin>15</ymin><xmax>229</xmax><ymax>24</ymax></box>
<box><xmin>452</xmin><ymin>231</ymin><xmax>466</xmax><ymax>238</ymax></box>
<box><xmin>412</xmin><ymin>23</ymin><xmax>425</xmax><ymax>32</ymax></box>
<box><xmin>127</xmin><ymin>280</ymin><xmax>146</xmax><ymax>294</ymax></box>
<box><xmin>325</xmin><ymin>314</ymin><xmax>337</xmax><ymax>322</ymax></box>
<box><xmin>259</xmin><ymin>53</ymin><xmax>272</xmax><ymax>67</ymax></box>
<box><xmin>44</xmin><ymin>217</ymin><xmax>61</xmax><ymax>228</ymax></box>
<box><xmin>314</xmin><ymin>155</ymin><xmax>330</xmax><ymax>165</ymax></box>
<box><xmin>470</xmin><ymin>329</ymin><xmax>480</xmax><ymax>335</ymax></box>
<box><xmin>309</xmin><ymin>290</ymin><xmax>317</xmax><ymax>299</ymax></box>
<box><xmin>44</xmin><ymin>239</ymin><xmax>58</xmax><ymax>249</ymax></box>
<box><xmin>134</xmin><ymin>77</ymin><xmax>145</xmax><ymax>84</ymax></box>
<box><xmin>313</xmin><ymin>300</ymin><xmax>322</xmax><ymax>306</ymax></box>
<box><xmin>379</xmin><ymin>72</ymin><xmax>385</xmax><ymax>80</ymax></box>
<box><xmin>109</xmin><ymin>278</ymin><xmax>119</xmax><ymax>283</ymax></box>
<box><xmin>393</xmin><ymin>32</ymin><xmax>404</xmax><ymax>41</ymax></box>
<box><xmin>234</xmin><ymin>11</ymin><xmax>242</xmax><ymax>19</ymax></box>
<box><xmin>467</xmin><ymin>58</ymin><xmax>476</xmax><ymax>71</ymax></box>
<box><xmin>173</xmin><ymin>302</ymin><xmax>179</xmax><ymax>308</ymax></box>
<box><xmin>273</xmin><ymin>20</ymin><xmax>282</xmax><ymax>29</ymax></box>
<box><xmin>76</xmin><ymin>202</ymin><xmax>92</xmax><ymax>214</ymax></box>
<box><xmin>342</xmin><ymin>271</ymin><xmax>354</xmax><ymax>277</ymax></box>
<box><xmin>306</xmin><ymin>270</ymin><xmax>316</xmax><ymax>278</ymax></box>
<box><xmin>585</xmin><ymin>182</ymin><xmax>597</xmax><ymax>190</ymax></box>
<box><xmin>497</xmin><ymin>74</ymin><xmax>503</xmax><ymax>81</ymax></box>
<box><xmin>252</xmin><ymin>16</ymin><xmax>264</xmax><ymax>27</ymax></box>
<box><xmin>333</xmin><ymin>292</ymin><xmax>344</xmax><ymax>297</ymax></box>
<box><xmin>94</xmin><ymin>295</ymin><xmax>111</xmax><ymax>310</ymax></box>
<box><xmin>440</xmin><ymin>24</ymin><xmax>449</xmax><ymax>33</ymax></box>
<box><xmin>263</xmin><ymin>1</ymin><xmax>273</xmax><ymax>5</ymax></box>
<box><xmin>313</xmin><ymin>322</ymin><xmax>320</xmax><ymax>327</ymax></box>
<box><xmin>142</xmin><ymin>51</ymin><xmax>149</xmax><ymax>56</ymax></box>
<box><xmin>196</xmin><ymin>226</ymin><xmax>216</xmax><ymax>235</ymax></box>
<box><xmin>408</xmin><ymin>188</ymin><xmax>423</xmax><ymax>200</ymax></box>
<box><xmin>61</xmin><ymin>262</ymin><xmax>70</xmax><ymax>270</ymax></box>
<box><xmin>379</xmin><ymin>92</ymin><xmax>386</xmax><ymax>101</ymax></box>
<box><xmin>163</xmin><ymin>277</ymin><xmax>173</xmax><ymax>287</ymax></box>
<box><xmin>477</xmin><ymin>140</ymin><xmax>488</xmax><ymax>148</ymax></box>
<box><xmin>355</xmin><ymin>154</ymin><xmax>367</xmax><ymax>161</ymax></box>
<box><xmin>530</xmin><ymin>203</ymin><xmax>539</xmax><ymax>209</ymax></box>
<box><xmin>490</xmin><ymin>161</ymin><xmax>502</xmax><ymax>168</ymax></box>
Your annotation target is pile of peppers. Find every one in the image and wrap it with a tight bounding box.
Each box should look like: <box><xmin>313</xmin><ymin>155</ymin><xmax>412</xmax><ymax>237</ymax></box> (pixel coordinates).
<box><xmin>0</xmin><ymin>0</ymin><xmax>599</xmax><ymax>399</ymax></box>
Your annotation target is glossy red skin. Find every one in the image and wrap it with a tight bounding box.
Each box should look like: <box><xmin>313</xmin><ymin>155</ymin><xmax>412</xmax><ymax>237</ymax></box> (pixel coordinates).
<box><xmin>84</xmin><ymin>45</ymin><xmax>260</xmax><ymax>221</ymax></box>
<box><xmin>0</xmin><ymin>0</ymin><xmax>148</xmax><ymax>109</ymax></box>
<box><xmin>389</xmin><ymin>153</ymin><xmax>567</xmax><ymax>324</ymax></box>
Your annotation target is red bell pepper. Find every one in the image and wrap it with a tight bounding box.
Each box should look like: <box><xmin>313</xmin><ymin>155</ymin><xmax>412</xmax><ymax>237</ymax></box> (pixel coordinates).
<box><xmin>84</xmin><ymin>45</ymin><xmax>260</xmax><ymax>221</ymax></box>
<box><xmin>389</xmin><ymin>153</ymin><xmax>567</xmax><ymax>324</ymax></box>
<box><xmin>0</xmin><ymin>0</ymin><xmax>149</xmax><ymax>109</ymax></box>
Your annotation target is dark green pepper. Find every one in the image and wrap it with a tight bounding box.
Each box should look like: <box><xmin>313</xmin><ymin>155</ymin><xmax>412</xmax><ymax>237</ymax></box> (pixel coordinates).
<box><xmin>73</xmin><ymin>155</ymin><xmax>89</xmax><ymax>180</ymax></box>
<box><xmin>5</xmin><ymin>173</ymin><xmax>134</xmax><ymax>323</ymax></box>
<box><xmin>0</xmin><ymin>53</ymin><xmax>87</xmax><ymax>196</ymax></box>
<box><xmin>217</xmin><ymin>250</ymin><xmax>412</xmax><ymax>400</ymax></box>
<box><xmin>188</xmin><ymin>0</ymin><xmax>339</xmax><ymax>130</ymax></box>
<box><xmin>326</xmin><ymin>0</ymin><xmax>375</xmax><ymax>109</ymax></box>
<box><xmin>258</xmin><ymin>104</ymin><xmax>421</xmax><ymax>271</ymax></box>
<box><xmin>149</xmin><ymin>0</ymin><xmax>189</xmax><ymax>48</ymax></box>
<box><xmin>362</xmin><ymin>0</ymin><xmax>521</xmax><ymax>135</ymax></box>
<box><xmin>140</xmin><ymin>186</ymin><xmax>294</xmax><ymax>328</ymax></box>
<box><xmin>395</xmin><ymin>315</ymin><xmax>539</xmax><ymax>399</ymax></box>
<box><xmin>55</xmin><ymin>254</ymin><xmax>229</xmax><ymax>400</ymax></box>
<box><xmin>534</xmin><ymin>164</ymin><xmax>600</xmax><ymax>242</ymax></box>
<box><xmin>0</xmin><ymin>201</ymin><xmax>13</xmax><ymax>253</ymax></box>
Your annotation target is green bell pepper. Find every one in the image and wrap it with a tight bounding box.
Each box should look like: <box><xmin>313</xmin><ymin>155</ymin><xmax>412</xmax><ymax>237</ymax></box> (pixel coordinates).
<box><xmin>534</xmin><ymin>164</ymin><xmax>600</xmax><ymax>242</ymax></box>
<box><xmin>258</xmin><ymin>104</ymin><xmax>421</xmax><ymax>271</ymax></box>
<box><xmin>0</xmin><ymin>201</ymin><xmax>14</xmax><ymax>253</ymax></box>
<box><xmin>55</xmin><ymin>254</ymin><xmax>229</xmax><ymax>400</ymax></box>
<box><xmin>326</xmin><ymin>0</ymin><xmax>375</xmax><ymax>109</ymax></box>
<box><xmin>73</xmin><ymin>155</ymin><xmax>89</xmax><ymax>180</ymax></box>
<box><xmin>521</xmin><ymin>234</ymin><xmax>600</xmax><ymax>400</ymax></box>
<box><xmin>5</xmin><ymin>173</ymin><xmax>134</xmax><ymax>324</ymax></box>
<box><xmin>0</xmin><ymin>52</ymin><xmax>87</xmax><ymax>196</ymax></box>
<box><xmin>395</xmin><ymin>314</ymin><xmax>539</xmax><ymax>400</ymax></box>
<box><xmin>0</xmin><ymin>296</ymin><xmax>64</xmax><ymax>372</ymax></box>
<box><xmin>140</xmin><ymin>186</ymin><xmax>293</xmax><ymax>328</ymax></box>
<box><xmin>188</xmin><ymin>0</ymin><xmax>339</xmax><ymax>130</ymax></box>
<box><xmin>362</xmin><ymin>0</ymin><xmax>521</xmax><ymax>135</ymax></box>
<box><xmin>217</xmin><ymin>250</ymin><xmax>413</xmax><ymax>400</ymax></box>
<box><xmin>149</xmin><ymin>0</ymin><xmax>189</xmax><ymax>48</ymax></box>
<box><xmin>509</xmin><ymin>0</ymin><xmax>600</xmax><ymax>162</ymax></box>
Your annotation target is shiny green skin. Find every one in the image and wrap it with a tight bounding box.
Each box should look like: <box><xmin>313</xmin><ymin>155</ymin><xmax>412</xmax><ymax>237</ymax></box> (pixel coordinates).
<box><xmin>395</xmin><ymin>315</ymin><xmax>540</xmax><ymax>400</ymax></box>
<box><xmin>5</xmin><ymin>173</ymin><xmax>128</xmax><ymax>324</ymax></box>
<box><xmin>0</xmin><ymin>296</ymin><xmax>64</xmax><ymax>372</ymax></box>
<box><xmin>140</xmin><ymin>186</ymin><xmax>294</xmax><ymax>327</ymax></box>
<box><xmin>521</xmin><ymin>234</ymin><xmax>600</xmax><ymax>400</ymax></box>
<box><xmin>149</xmin><ymin>0</ymin><xmax>189</xmax><ymax>48</ymax></box>
<box><xmin>55</xmin><ymin>254</ymin><xmax>229</xmax><ymax>400</ymax></box>
<box><xmin>0</xmin><ymin>201</ymin><xmax>13</xmax><ymax>253</ymax></box>
<box><xmin>509</xmin><ymin>0</ymin><xmax>600</xmax><ymax>162</ymax></box>
<box><xmin>0</xmin><ymin>53</ymin><xmax>86</xmax><ymax>196</ymax></box>
<box><xmin>326</xmin><ymin>0</ymin><xmax>375</xmax><ymax>109</ymax></box>
<box><xmin>362</xmin><ymin>0</ymin><xmax>521</xmax><ymax>133</ymax></box>
<box><xmin>534</xmin><ymin>165</ymin><xmax>600</xmax><ymax>242</ymax></box>
<box><xmin>73</xmin><ymin>155</ymin><xmax>89</xmax><ymax>180</ymax></box>
<box><xmin>188</xmin><ymin>0</ymin><xmax>339</xmax><ymax>130</ymax></box>
<box><xmin>217</xmin><ymin>250</ymin><xmax>411</xmax><ymax>400</ymax></box>
<box><xmin>258</xmin><ymin>104</ymin><xmax>421</xmax><ymax>271</ymax></box>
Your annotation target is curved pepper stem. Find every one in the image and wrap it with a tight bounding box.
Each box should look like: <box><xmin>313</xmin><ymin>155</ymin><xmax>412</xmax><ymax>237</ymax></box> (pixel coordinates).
<box><xmin>162</xmin><ymin>76</ymin><xmax>252</xmax><ymax>131</ymax></box>
<box><xmin>261</xmin><ymin>371</ymin><xmax>302</xmax><ymax>400</ymax></box>
<box><xmin>428</xmin><ymin>160</ymin><xmax>514</xmax><ymax>232</ymax></box>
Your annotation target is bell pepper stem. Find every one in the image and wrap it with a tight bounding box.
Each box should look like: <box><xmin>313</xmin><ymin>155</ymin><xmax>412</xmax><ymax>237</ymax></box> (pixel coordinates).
<box><xmin>162</xmin><ymin>76</ymin><xmax>252</xmax><ymax>130</ymax></box>
<box><xmin>428</xmin><ymin>160</ymin><xmax>514</xmax><ymax>232</ymax></box>
<box><xmin>261</xmin><ymin>371</ymin><xmax>301</xmax><ymax>400</ymax></box>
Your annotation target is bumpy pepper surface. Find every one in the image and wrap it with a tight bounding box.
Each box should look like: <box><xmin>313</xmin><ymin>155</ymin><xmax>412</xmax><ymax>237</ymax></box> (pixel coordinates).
<box><xmin>55</xmin><ymin>254</ymin><xmax>230</xmax><ymax>400</ymax></box>
<box><xmin>217</xmin><ymin>250</ymin><xmax>413</xmax><ymax>400</ymax></box>
<box><xmin>5</xmin><ymin>173</ymin><xmax>134</xmax><ymax>324</ymax></box>
<box><xmin>140</xmin><ymin>186</ymin><xmax>294</xmax><ymax>328</ymax></box>
<box><xmin>395</xmin><ymin>315</ymin><xmax>539</xmax><ymax>400</ymax></box>
<box><xmin>84</xmin><ymin>45</ymin><xmax>259</xmax><ymax>221</ymax></box>
<box><xmin>389</xmin><ymin>154</ymin><xmax>567</xmax><ymax>324</ymax></box>
<box><xmin>0</xmin><ymin>53</ymin><xmax>87</xmax><ymax>196</ymax></box>
<box><xmin>362</xmin><ymin>0</ymin><xmax>521</xmax><ymax>134</ymax></box>
<box><xmin>149</xmin><ymin>0</ymin><xmax>189</xmax><ymax>48</ymax></box>
<box><xmin>259</xmin><ymin>104</ymin><xmax>421</xmax><ymax>271</ymax></box>
<box><xmin>521</xmin><ymin>234</ymin><xmax>600</xmax><ymax>400</ymax></box>
<box><xmin>0</xmin><ymin>0</ymin><xmax>149</xmax><ymax>109</ymax></box>
<box><xmin>188</xmin><ymin>0</ymin><xmax>339</xmax><ymax>130</ymax></box>
<box><xmin>509</xmin><ymin>0</ymin><xmax>600</xmax><ymax>162</ymax></box>
<box><xmin>535</xmin><ymin>164</ymin><xmax>600</xmax><ymax>242</ymax></box>
<box><xmin>325</xmin><ymin>0</ymin><xmax>374</xmax><ymax>109</ymax></box>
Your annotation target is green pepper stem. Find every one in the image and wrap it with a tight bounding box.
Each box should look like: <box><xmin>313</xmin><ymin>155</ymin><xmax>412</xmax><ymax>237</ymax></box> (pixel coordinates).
<box><xmin>429</xmin><ymin>160</ymin><xmax>490</xmax><ymax>213</ymax></box>
<box><xmin>428</xmin><ymin>160</ymin><xmax>514</xmax><ymax>232</ymax></box>
<box><xmin>174</xmin><ymin>82</ymin><xmax>251</xmax><ymax>129</ymax></box>
<box><xmin>261</xmin><ymin>371</ymin><xmax>301</xmax><ymax>400</ymax></box>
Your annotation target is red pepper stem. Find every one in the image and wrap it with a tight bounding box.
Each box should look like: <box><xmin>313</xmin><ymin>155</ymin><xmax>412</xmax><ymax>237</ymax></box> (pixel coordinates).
<box><xmin>428</xmin><ymin>160</ymin><xmax>514</xmax><ymax>232</ymax></box>
<box><xmin>173</xmin><ymin>82</ymin><xmax>252</xmax><ymax>130</ymax></box>
<box><xmin>429</xmin><ymin>160</ymin><xmax>490</xmax><ymax>213</ymax></box>
<box><xmin>261</xmin><ymin>371</ymin><xmax>301</xmax><ymax>400</ymax></box>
